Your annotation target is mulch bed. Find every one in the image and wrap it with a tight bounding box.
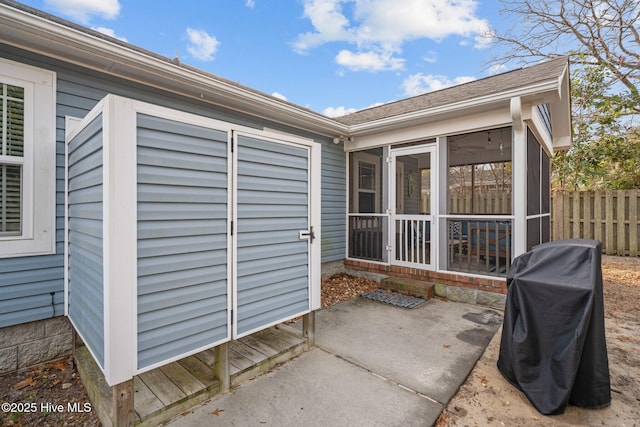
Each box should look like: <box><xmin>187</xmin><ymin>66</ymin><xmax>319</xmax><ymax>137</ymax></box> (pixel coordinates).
<box><xmin>320</xmin><ymin>272</ymin><xmax>380</xmax><ymax>308</ymax></box>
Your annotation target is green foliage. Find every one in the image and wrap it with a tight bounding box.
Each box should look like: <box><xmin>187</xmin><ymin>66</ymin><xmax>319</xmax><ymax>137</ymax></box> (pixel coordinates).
<box><xmin>552</xmin><ymin>64</ymin><xmax>640</xmax><ymax>190</ymax></box>
<box><xmin>493</xmin><ymin>0</ymin><xmax>640</xmax><ymax>189</ymax></box>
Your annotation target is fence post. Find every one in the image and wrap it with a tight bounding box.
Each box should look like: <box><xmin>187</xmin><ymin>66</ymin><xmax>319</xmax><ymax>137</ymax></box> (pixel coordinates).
<box><xmin>573</xmin><ymin>191</ymin><xmax>581</xmax><ymax>238</ymax></box>
<box><xmin>617</xmin><ymin>191</ymin><xmax>627</xmax><ymax>256</ymax></box>
<box><xmin>594</xmin><ymin>190</ymin><xmax>602</xmax><ymax>245</ymax></box>
<box><xmin>606</xmin><ymin>191</ymin><xmax>614</xmax><ymax>254</ymax></box>
<box><xmin>630</xmin><ymin>189</ymin><xmax>638</xmax><ymax>256</ymax></box>
<box><xmin>563</xmin><ymin>192</ymin><xmax>572</xmax><ymax>239</ymax></box>
<box><xmin>584</xmin><ymin>191</ymin><xmax>592</xmax><ymax>239</ymax></box>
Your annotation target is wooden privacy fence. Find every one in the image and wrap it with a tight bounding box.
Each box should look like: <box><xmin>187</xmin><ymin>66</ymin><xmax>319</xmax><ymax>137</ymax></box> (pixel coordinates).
<box><xmin>551</xmin><ymin>190</ymin><xmax>639</xmax><ymax>256</ymax></box>
<box><xmin>447</xmin><ymin>190</ymin><xmax>640</xmax><ymax>256</ymax></box>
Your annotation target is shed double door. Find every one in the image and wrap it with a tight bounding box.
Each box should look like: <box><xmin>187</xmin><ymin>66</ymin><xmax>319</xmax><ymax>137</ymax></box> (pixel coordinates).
<box><xmin>136</xmin><ymin>116</ymin><xmax>320</xmax><ymax>369</ymax></box>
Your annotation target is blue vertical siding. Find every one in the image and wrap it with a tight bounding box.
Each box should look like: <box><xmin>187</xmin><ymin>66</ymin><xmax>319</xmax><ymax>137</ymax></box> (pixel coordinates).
<box><xmin>235</xmin><ymin>135</ymin><xmax>310</xmax><ymax>336</ymax></box>
<box><xmin>136</xmin><ymin>114</ymin><xmax>229</xmax><ymax>369</ymax></box>
<box><xmin>67</xmin><ymin>114</ymin><xmax>105</xmax><ymax>367</ymax></box>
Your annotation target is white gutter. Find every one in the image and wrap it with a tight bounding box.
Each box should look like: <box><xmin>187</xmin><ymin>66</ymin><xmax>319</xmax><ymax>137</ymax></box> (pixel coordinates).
<box><xmin>0</xmin><ymin>3</ymin><xmax>348</xmax><ymax>137</ymax></box>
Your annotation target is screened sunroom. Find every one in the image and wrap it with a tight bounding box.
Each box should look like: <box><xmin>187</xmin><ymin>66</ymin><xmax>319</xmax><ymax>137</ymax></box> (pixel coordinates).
<box><xmin>344</xmin><ymin>103</ymin><xmax>559</xmax><ymax>282</ymax></box>
<box><xmin>338</xmin><ymin>55</ymin><xmax>570</xmax><ymax>287</ymax></box>
<box><xmin>348</xmin><ymin>127</ymin><xmax>519</xmax><ymax>278</ymax></box>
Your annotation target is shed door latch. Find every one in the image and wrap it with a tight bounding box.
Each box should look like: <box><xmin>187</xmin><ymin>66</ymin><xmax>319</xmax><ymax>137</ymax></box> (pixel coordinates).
<box><xmin>298</xmin><ymin>226</ymin><xmax>315</xmax><ymax>243</ymax></box>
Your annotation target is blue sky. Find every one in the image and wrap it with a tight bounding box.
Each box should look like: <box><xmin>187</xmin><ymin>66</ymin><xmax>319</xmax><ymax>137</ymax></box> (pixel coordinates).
<box><xmin>18</xmin><ymin>0</ymin><xmax>514</xmax><ymax>116</ymax></box>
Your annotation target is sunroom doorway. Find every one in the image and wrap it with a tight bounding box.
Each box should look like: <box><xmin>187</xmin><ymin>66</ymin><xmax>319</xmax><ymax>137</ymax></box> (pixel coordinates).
<box><xmin>391</xmin><ymin>146</ymin><xmax>435</xmax><ymax>269</ymax></box>
<box><xmin>347</xmin><ymin>143</ymin><xmax>436</xmax><ymax>270</ymax></box>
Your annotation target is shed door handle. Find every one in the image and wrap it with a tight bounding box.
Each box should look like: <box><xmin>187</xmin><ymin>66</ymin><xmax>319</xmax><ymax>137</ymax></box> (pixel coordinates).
<box><xmin>299</xmin><ymin>226</ymin><xmax>315</xmax><ymax>243</ymax></box>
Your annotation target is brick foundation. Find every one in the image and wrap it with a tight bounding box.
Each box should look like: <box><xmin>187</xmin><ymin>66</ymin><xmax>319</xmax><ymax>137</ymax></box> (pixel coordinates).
<box><xmin>0</xmin><ymin>317</ymin><xmax>73</xmax><ymax>375</ymax></box>
<box><xmin>344</xmin><ymin>259</ymin><xmax>507</xmax><ymax>310</ymax></box>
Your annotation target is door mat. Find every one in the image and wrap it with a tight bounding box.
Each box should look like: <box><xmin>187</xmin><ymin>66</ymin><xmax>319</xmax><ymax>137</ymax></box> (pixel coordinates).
<box><xmin>360</xmin><ymin>289</ymin><xmax>425</xmax><ymax>309</ymax></box>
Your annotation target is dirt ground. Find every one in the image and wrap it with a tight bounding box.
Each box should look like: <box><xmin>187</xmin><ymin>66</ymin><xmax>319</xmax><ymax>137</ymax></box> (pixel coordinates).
<box><xmin>437</xmin><ymin>255</ymin><xmax>640</xmax><ymax>427</ymax></box>
<box><xmin>1</xmin><ymin>257</ymin><xmax>638</xmax><ymax>426</ymax></box>
<box><xmin>0</xmin><ymin>357</ymin><xmax>99</xmax><ymax>427</ymax></box>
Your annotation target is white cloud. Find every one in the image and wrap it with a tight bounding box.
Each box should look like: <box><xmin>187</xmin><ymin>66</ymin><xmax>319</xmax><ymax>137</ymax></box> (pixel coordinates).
<box><xmin>92</xmin><ymin>26</ymin><xmax>127</xmax><ymax>42</ymax></box>
<box><xmin>186</xmin><ymin>28</ymin><xmax>220</xmax><ymax>61</ymax></box>
<box><xmin>271</xmin><ymin>92</ymin><xmax>288</xmax><ymax>101</ymax></box>
<box><xmin>336</xmin><ymin>49</ymin><xmax>404</xmax><ymax>72</ymax></box>
<box><xmin>423</xmin><ymin>51</ymin><xmax>438</xmax><ymax>63</ymax></box>
<box><xmin>293</xmin><ymin>0</ymin><xmax>491</xmax><ymax>71</ymax></box>
<box><xmin>474</xmin><ymin>32</ymin><xmax>493</xmax><ymax>49</ymax></box>
<box><xmin>323</xmin><ymin>106</ymin><xmax>358</xmax><ymax>117</ymax></box>
<box><xmin>401</xmin><ymin>73</ymin><xmax>476</xmax><ymax>97</ymax></box>
<box><xmin>292</xmin><ymin>0</ymin><xmax>354</xmax><ymax>53</ymax></box>
<box><xmin>351</xmin><ymin>0</ymin><xmax>490</xmax><ymax>43</ymax></box>
<box><xmin>44</xmin><ymin>0</ymin><xmax>121</xmax><ymax>23</ymax></box>
<box><xmin>246</xmin><ymin>0</ymin><xmax>255</xmax><ymax>8</ymax></box>
<box><xmin>488</xmin><ymin>63</ymin><xmax>507</xmax><ymax>75</ymax></box>
<box><xmin>323</xmin><ymin>101</ymin><xmax>385</xmax><ymax>117</ymax></box>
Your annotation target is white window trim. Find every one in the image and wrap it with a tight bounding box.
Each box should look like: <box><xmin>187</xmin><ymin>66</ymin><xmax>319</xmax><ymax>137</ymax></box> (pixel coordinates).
<box><xmin>352</xmin><ymin>152</ymin><xmax>380</xmax><ymax>213</ymax></box>
<box><xmin>0</xmin><ymin>58</ymin><xmax>56</xmax><ymax>258</ymax></box>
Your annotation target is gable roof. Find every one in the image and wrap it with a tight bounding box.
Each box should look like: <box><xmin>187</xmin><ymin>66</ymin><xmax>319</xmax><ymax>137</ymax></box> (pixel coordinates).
<box><xmin>336</xmin><ymin>56</ymin><xmax>570</xmax><ymax>127</ymax></box>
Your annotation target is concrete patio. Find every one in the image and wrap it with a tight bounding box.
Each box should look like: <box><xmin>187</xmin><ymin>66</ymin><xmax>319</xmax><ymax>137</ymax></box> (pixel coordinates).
<box><xmin>168</xmin><ymin>296</ymin><xmax>502</xmax><ymax>427</ymax></box>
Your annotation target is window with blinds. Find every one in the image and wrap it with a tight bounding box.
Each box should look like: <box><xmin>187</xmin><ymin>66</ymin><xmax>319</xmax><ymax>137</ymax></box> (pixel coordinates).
<box><xmin>0</xmin><ymin>58</ymin><xmax>55</xmax><ymax>258</ymax></box>
<box><xmin>0</xmin><ymin>83</ymin><xmax>24</xmax><ymax>236</ymax></box>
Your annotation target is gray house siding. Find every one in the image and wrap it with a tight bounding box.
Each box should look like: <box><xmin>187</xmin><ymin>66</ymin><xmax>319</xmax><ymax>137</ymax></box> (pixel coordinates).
<box><xmin>320</xmin><ymin>142</ymin><xmax>346</xmax><ymax>263</ymax></box>
<box><xmin>67</xmin><ymin>114</ymin><xmax>104</xmax><ymax>367</ymax></box>
<box><xmin>0</xmin><ymin>256</ymin><xmax>63</xmax><ymax>327</ymax></box>
<box><xmin>136</xmin><ymin>114</ymin><xmax>230</xmax><ymax>369</ymax></box>
<box><xmin>0</xmin><ymin>43</ymin><xmax>347</xmax><ymax>330</ymax></box>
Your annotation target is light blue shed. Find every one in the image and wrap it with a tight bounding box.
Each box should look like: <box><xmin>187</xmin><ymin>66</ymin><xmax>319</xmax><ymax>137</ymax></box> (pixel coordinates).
<box><xmin>65</xmin><ymin>95</ymin><xmax>322</xmax><ymax>385</ymax></box>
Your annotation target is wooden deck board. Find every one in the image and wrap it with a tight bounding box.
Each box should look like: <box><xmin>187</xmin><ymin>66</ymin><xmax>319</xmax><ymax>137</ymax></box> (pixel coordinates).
<box><xmin>193</xmin><ymin>348</ymin><xmax>215</xmax><ymax>368</ymax></box>
<box><xmin>259</xmin><ymin>327</ymin><xmax>304</xmax><ymax>348</ymax></box>
<box><xmin>78</xmin><ymin>325</ymin><xmax>309</xmax><ymax>427</ymax></box>
<box><xmin>159</xmin><ymin>362</ymin><xmax>206</xmax><ymax>396</ymax></box>
<box><xmin>231</xmin><ymin>340</ymin><xmax>270</xmax><ymax>364</ymax></box>
<box><xmin>133</xmin><ymin>376</ymin><xmax>164</xmax><ymax>420</ymax></box>
<box><xmin>238</xmin><ymin>333</ymin><xmax>280</xmax><ymax>357</ymax></box>
<box><xmin>228</xmin><ymin>347</ymin><xmax>254</xmax><ymax>373</ymax></box>
<box><xmin>177</xmin><ymin>355</ymin><xmax>217</xmax><ymax>388</ymax></box>
<box><xmin>138</xmin><ymin>369</ymin><xmax>186</xmax><ymax>407</ymax></box>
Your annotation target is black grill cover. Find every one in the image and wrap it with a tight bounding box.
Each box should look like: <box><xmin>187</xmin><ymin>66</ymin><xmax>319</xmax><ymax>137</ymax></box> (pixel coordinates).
<box><xmin>497</xmin><ymin>239</ymin><xmax>611</xmax><ymax>415</ymax></box>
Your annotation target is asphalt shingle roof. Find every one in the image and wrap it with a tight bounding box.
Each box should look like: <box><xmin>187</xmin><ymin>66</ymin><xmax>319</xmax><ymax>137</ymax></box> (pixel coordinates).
<box><xmin>334</xmin><ymin>57</ymin><xmax>569</xmax><ymax>126</ymax></box>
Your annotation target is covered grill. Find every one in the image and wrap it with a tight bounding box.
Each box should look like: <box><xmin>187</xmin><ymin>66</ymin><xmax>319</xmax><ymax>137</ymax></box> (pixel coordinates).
<box><xmin>497</xmin><ymin>239</ymin><xmax>611</xmax><ymax>415</ymax></box>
